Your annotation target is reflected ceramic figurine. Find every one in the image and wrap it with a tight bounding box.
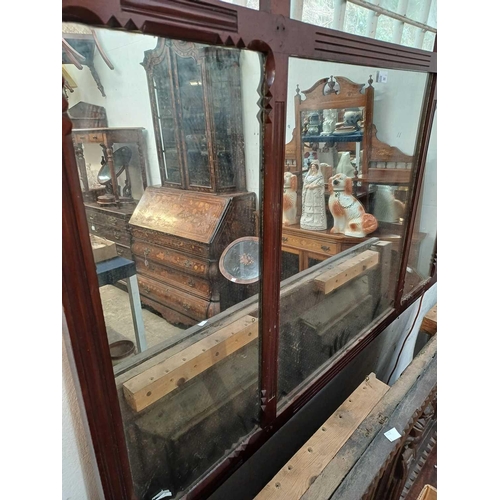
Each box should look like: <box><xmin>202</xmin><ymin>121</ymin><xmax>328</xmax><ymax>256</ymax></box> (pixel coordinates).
<box><xmin>336</xmin><ymin>151</ymin><xmax>355</xmax><ymax>178</ymax></box>
<box><xmin>373</xmin><ymin>185</ymin><xmax>406</xmax><ymax>223</ymax></box>
<box><xmin>283</xmin><ymin>172</ymin><xmax>298</xmax><ymax>226</ymax></box>
<box><xmin>343</xmin><ymin>109</ymin><xmax>363</xmax><ymax>130</ymax></box>
<box><xmin>328</xmin><ymin>173</ymin><xmax>378</xmax><ymax>237</ymax></box>
<box><xmin>321</xmin><ymin>109</ymin><xmax>337</xmax><ymax>135</ymax></box>
<box><xmin>300</xmin><ymin>161</ymin><xmax>327</xmax><ymax>231</ymax></box>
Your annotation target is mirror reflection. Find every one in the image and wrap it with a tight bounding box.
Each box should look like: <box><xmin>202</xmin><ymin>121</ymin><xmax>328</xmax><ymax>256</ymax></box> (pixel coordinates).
<box><xmin>63</xmin><ymin>22</ymin><xmax>264</xmax><ymax>499</ymax></box>
<box><xmin>278</xmin><ymin>58</ymin><xmax>428</xmax><ymax>406</ymax></box>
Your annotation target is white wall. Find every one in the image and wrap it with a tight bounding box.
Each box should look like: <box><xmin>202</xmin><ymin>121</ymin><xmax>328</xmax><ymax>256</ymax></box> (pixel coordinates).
<box><xmin>416</xmin><ymin>110</ymin><xmax>437</xmax><ymax>276</ymax></box>
<box><xmin>62</xmin><ymin>314</ymin><xmax>104</xmax><ymax>500</ymax></box>
<box><xmin>240</xmin><ymin>50</ymin><xmax>263</xmax><ymax>201</ymax></box>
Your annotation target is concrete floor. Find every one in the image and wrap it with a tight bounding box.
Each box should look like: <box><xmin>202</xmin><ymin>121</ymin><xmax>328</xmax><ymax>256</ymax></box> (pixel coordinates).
<box><xmin>100</xmin><ymin>285</ymin><xmax>184</xmax><ymax>360</ymax></box>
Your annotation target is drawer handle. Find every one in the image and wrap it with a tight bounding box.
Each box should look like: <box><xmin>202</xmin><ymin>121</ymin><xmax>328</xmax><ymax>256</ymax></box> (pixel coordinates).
<box><xmin>187</xmin><ymin>278</ymin><xmax>195</xmax><ymax>288</ymax></box>
<box><xmin>182</xmin><ymin>302</ymin><xmax>192</xmax><ymax>311</ymax></box>
<box><xmin>144</xmin><ymin>248</ymin><xmax>151</xmax><ymax>268</ymax></box>
<box><xmin>282</xmin><ymin>237</ymin><xmax>288</xmax><ymax>243</ymax></box>
<box><xmin>113</xmin><ymin>230</ymin><xmax>121</xmax><ymax>240</ymax></box>
<box><xmin>92</xmin><ymin>135</ymin><xmax>99</xmax><ymax>140</ymax></box>
<box><xmin>321</xmin><ymin>245</ymin><xmax>331</xmax><ymax>252</ymax></box>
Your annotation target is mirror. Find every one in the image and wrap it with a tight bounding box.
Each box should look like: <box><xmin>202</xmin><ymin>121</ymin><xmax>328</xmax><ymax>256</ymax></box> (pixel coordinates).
<box><xmin>300</xmin><ymin>106</ymin><xmax>364</xmax><ymax>179</ymax></box>
<box><xmin>97</xmin><ymin>145</ymin><xmax>132</xmax><ymax>184</ymax></box>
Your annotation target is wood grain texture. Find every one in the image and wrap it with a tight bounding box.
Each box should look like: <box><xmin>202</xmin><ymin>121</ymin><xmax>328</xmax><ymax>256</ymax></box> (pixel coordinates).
<box><xmin>420</xmin><ymin>305</ymin><xmax>437</xmax><ymax>336</ymax></box>
<box><xmin>314</xmin><ymin>250</ymin><xmax>379</xmax><ymax>294</ymax></box>
<box><xmin>123</xmin><ymin>315</ymin><xmax>258</xmax><ymax>412</ymax></box>
<box><xmin>255</xmin><ymin>373</ymin><xmax>389</xmax><ymax>500</ymax></box>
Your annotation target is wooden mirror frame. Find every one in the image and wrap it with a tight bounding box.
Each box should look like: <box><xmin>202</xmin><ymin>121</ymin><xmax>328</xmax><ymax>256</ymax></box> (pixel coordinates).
<box><xmin>62</xmin><ymin>1</ymin><xmax>437</xmax><ymax>498</ymax></box>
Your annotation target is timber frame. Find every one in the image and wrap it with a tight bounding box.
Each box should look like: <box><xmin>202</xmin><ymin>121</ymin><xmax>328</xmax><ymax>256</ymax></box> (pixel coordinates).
<box><xmin>61</xmin><ymin>1</ymin><xmax>437</xmax><ymax>499</ymax></box>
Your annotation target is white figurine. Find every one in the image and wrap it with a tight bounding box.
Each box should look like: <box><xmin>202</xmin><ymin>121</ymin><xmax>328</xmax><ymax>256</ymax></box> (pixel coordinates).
<box><xmin>283</xmin><ymin>172</ymin><xmax>298</xmax><ymax>226</ymax></box>
<box><xmin>373</xmin><ymin>185</ymin><xmax>406</xmax><ymax>223</ymax></box>
<box><xmin>327</xmin><ymin>173</ymin><xmax>378</xmax><ymax>237</ymax></box>
<box><xmin>321</xmin><ymin>109</ymin><xmax>337</xmax><ymax>135</ymax></box>
<box><xmin>300</xmin><ymin>161</ymin><xmax>327</xmax><ymax>231</ymax></box>
<box><xmin>336</xmin><ymin>151</ymin><xmax>355</xmax><ymax>178</ymax></box>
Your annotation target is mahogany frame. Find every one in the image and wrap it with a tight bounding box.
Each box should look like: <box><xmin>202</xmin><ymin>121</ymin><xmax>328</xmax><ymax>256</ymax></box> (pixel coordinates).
<box><xmin>61</xmin><ymin>1</ymin><xmax>437</xmax><ymax>499</ymax></box>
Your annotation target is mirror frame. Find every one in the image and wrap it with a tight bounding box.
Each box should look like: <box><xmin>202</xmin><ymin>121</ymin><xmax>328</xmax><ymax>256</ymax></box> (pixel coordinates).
<box><xmin>62</xmin><ymin>1</ymin><xmax>437</xmax><ymax>498</ymax></box>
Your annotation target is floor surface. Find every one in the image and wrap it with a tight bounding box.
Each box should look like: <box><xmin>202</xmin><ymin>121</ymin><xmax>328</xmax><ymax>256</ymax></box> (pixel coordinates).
<box><xmin>100</xmin><ymin>284</ymin><xmax>183</xmax><ymax>361</ymax></box>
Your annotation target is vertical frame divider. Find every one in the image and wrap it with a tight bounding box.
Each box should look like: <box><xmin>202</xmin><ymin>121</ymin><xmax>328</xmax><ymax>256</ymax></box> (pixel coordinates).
<box><xmin>260</xmin><ymin>50</ymin><xmax>289</xmax><ymax>428</ymax></box>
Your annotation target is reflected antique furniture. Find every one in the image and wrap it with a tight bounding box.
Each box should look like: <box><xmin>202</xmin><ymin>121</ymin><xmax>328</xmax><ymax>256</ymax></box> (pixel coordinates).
<box><xmin>283</xmin><ymin>75</ymin><xmax>419</xmax><ymax>272</ymax></box>
<box><xmin>72</xmin><ymin>127</ymin><xmax>149</xmax><ymax>260</ymax></box>
<box><xmin>62</xmin><ymin>24</ymin><xmax>114</xmax><ymax>97</ymax></box>
<box><xmin>72</xmin><ymin>127</ymin><xmax>148</xmax><ymax>204</ymax></box>
<box><xmin>286</xmin><ymin>76</ymin><xmax>374</xmax><ymax>187</ymax></box>
<box><xmin>129</xmin><ymin>39</ymin><xmax>256</xmax><ymax>326</ymax></box>
<box><xmin>129</xmin><ymin>187</ymin><xmax>256</xmax><ymax>326</ymax></box>
<box><xmin>143</xmin><ymin>38</ymin><xmax>245</xmax><ymax>193</ymax></box>
<box><xmin>96</xmin><ymin>256</ymin><xmax>147</xmax><ymax>353</ymax></box>
<box><xmin>68</xmin><ymin>101</ymin><xmax>107</xmax><ymax>129</ymax></box>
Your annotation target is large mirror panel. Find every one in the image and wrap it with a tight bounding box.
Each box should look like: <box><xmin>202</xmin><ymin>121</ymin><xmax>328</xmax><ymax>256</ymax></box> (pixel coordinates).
<box><xmin>278</xmin><ymin>56</ymin><xmax>428</xmax><ymax>408</ymax></box>
<box><xmin>63</xmin><ymin>22</ymin><xmax>264</xmax><ymax>499</ymax></box>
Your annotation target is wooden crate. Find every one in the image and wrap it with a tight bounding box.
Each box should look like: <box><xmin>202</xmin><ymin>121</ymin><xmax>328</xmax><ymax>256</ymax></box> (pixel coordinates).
<box><xmin>90</xmin><ymin>234</ymin><xmax>117</xmax><ymax>263</ymax></box>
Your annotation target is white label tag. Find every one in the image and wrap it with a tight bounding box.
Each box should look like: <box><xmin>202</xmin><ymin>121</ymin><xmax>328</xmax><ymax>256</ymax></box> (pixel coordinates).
<box><xmin>197</xmin><ymin>320</ymin><xmax>207</xmax><ymax>327</ymax></box>
<box><xmin>384</xmin><ymin>428</ymin><xmax>401</xmax><ymax>442</ymax></box>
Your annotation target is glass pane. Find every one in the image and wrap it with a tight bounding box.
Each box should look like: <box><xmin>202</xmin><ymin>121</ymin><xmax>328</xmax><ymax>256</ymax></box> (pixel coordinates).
<box><xmin>175</xmin><ymin>53</ymin><xmax>211</xmax><ymax>188</ymax></box>
<box><xmin>278</xmin><ymin>57</ymin><xmax>428</xmax><ymax>407</ymax></box>
<box><xmin>403</xmin><ymin>110</ymin><xmax>437</xmax><ymax>295</ymax></box>
<box><xmin>291</xmin><ymin>0</ymin><xmax>436</xmax><ymax>51</ymax></box>
<box><xmin>63</xmin><ymin>23</ymin><xmax>264</xmax><ymax>499</ymax></box>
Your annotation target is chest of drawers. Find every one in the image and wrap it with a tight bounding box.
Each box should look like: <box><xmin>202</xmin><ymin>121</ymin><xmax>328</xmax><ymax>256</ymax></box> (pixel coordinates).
<box><xmin>85</xmin><ymin>202</ymin><xmax>136</xmax><ymax>260</ymax></box>
<box><xmin>129</xmin><ymin>187</ymin><xmax>256</xmax><ymax>327</ymax></box>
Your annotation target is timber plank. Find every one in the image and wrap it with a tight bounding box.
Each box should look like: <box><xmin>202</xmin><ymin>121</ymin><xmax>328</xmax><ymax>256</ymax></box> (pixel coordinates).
<box><xmin>123</xmin><ymin>315</ymin><xmax>258</xmax><ymax>412</ymax></box>
<box><xmin>421</xmin><ymin>304</ymin><xmax>437</xmax><ymax>335</ymax></box>
<box><xmin>255</xmin><ymin>373</ymin><xmax>389</xmax><ymax>500</ymax></box>
<box><xmin>314</xmin><ymin>250</ymin><xmax>379</xmax><ymax>294</ymax></box>
<box><xmin>302</xmin><ymin>335</ymin><xmax>437</xmax><ymax>500</ymax></box>
<box><xmin>329</xmin><ymin>345</ymin><xmax>437</xmax><ymax>500</ymax></box>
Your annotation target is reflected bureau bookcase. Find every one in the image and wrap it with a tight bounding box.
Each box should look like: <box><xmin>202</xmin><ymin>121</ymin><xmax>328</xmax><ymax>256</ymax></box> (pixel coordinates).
<box><xmin>129</xmin><ymin>39</ymin><xmax>257</xmax><ymax>327</ymax></box>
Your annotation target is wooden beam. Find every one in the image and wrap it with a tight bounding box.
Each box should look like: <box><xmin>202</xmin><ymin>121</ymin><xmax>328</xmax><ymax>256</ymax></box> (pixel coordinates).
<box><xmin>123</xmin><ymin>315</ymin><xmax>258</xmax><ymax>412</ymax></box>
<box><xmin>314</xmin><ymin>250</ymin><xmax>379</xmax><ymax>294</ymax></box>
<box><xmin>255</xmin><ymin>373</ymin><xmax>389</xmax><ymax>500</ymax></box>
<box><xmin>421</xmin><ymin>304</ymin><xmax>437</xmax><ymax>336</ymax></box>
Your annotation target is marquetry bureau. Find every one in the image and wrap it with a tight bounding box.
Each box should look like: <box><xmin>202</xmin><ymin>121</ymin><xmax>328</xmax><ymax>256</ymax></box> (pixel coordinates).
<box><xmin>129</xmin><ymin>186</ymin><xmax>256</xmax><ymax>327</ymax></box>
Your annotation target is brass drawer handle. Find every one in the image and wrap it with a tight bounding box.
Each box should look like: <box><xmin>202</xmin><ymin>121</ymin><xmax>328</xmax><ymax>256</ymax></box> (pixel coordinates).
<box><xmin>144</xmin><ymin>248</ymin><xmax>151</xmax><ymax>267</ymax></box>
<box><xmin>282</xmin><ymin>237</ymin><xmax>288</xmax><ymax>243</ymax></box>
<box><xmin>321</xmin><ymin>245</ymin><xmax>331</xmax><ymax>252</ymax></box>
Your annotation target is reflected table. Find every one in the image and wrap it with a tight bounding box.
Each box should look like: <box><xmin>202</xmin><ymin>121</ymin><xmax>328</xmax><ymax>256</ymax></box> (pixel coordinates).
<box><xmin>96</xmin><ymin>256</ymin><xmax>147</xmax><ymax>353</ymax></box>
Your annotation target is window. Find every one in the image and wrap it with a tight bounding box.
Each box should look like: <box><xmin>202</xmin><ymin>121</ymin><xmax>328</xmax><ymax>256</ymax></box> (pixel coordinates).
<box><xmin>62</xmin><ymin>1</ymin><xmax>436</xmax><ymax>498</ymax></box>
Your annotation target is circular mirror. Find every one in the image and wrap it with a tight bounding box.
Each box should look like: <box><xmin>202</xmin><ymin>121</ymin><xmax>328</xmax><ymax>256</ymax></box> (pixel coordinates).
<box><xmin>97</xmin><ymin>146</ymin><xmax>133</xmax><ymax>185</ymax></box>
<box><xmin>219</xmin><ymin>236</ymin><xmax>260</xmax><ymax>284</ymax></box>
